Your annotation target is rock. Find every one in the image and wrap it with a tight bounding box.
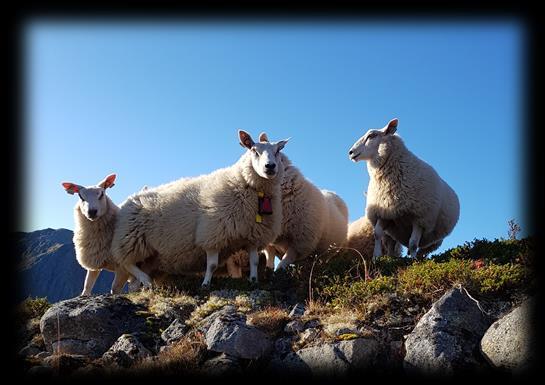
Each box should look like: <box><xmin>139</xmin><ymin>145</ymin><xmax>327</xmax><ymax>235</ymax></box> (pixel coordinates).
<box><xmin>161</xmin><ymin>319</ymin><xmax>188</xmax><ymax>344</ymax></box>
<box><xmin>42</xmin><ymin>354</ymin><xmax>90</xmax><ymax>375</ymax></box>
<box><xmin>26</xmin><ymin>365</ymin><xmax>54</xmax><ymax>377</ymax></box>
<box><xmin>284</xmin><ymin>320</ymin><xmax>305</xmax><ymax>334</ymax></box>
<box><xmin>403</xmin><ymin>287</ymin><xmax>492</xmax><ymax>374</ymax></box>
<box><xmin>205</xmin><ymin>315</ymin><xmax>272</xmax><ymax>360</ymax></box>
<box><xmin>196</xmin><ymin>305</ymin><xmax>240</xmax><ymax>333</ymax></box>
<box><xmin>35</xmin><ymin>351</ymin><xmax>51</xmax><ymax>360</ymax></box>
<box><xmin>200</xmin><ymin>353</ymin><xmax>242</xmax><ymax>376</ymax></box>
<box><xmin>19</xmin><ymin>344</ymin><xmax>42</xmax><ymax>357</ymax></box>
<box><xmin>289</xmin><ymin>303</ymin><xmax>305</xmax><ymax>318</ymax></box>
<box><xmin>269</xmin><ymin>338</ymin><xmax>380</xmax><ymax>376</ymax></box>
<box><xmin>40</xmin><ymin>295</ymin><xmax>146</xmax><ymax>358</ymax></box>
<box><xmin>273</xmin><ymin>337</ymin><xmax>295</xmax><ymax>357</ymax></box>
<box><xmin>480</xmin><ymin>298</ymin><xmax>536</xmax><ymax>372</ymax></box>
<box><xmin>297</xmin><ymin>328</ymin><xmax>320</xmax><ymax>346</ymax></box>
<box><xmin>304</xmin><ymin>319</ymin><xmax>321</xmax><ymax>329</ymax></box>
<box><xmin>102</xmin><ymin>334</ymin><xmax>152</xmax><ymax>368</ymax></box>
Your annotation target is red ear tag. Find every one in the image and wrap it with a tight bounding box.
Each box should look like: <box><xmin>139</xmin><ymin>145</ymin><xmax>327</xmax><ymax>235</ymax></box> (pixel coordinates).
<box><xmin>258</xmin><ymin>195</ymin><xmax>273</xmax><ymax>215</ymax></box>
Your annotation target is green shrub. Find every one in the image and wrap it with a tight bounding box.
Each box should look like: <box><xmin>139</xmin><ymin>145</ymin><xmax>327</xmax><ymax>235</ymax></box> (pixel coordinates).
<box><xmin>431</xmin><ymin>236</ymin><xmax>534</xmax><ymax>265</ymax></box>
<box><xmin>473</xmin><ymin>263</ymin><xmax>527</xmax><ymax>293</ymax></box>
<box><xmin>398</xmin><ymin>259</ymin><xmax>474</xmax><ymax>295</ymax></box>
<box><xmin>17</xmin><ymin>297</ymin><xmax>51</xmax><ymax>320</ymax></box>
<box><xmin>320</xmin><ymin>275</ymin><xmax>396</xmax><ymax>308</ymax></box>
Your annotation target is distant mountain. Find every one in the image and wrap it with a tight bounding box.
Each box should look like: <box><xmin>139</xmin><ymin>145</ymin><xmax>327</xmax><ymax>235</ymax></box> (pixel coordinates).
<box><xmin>15</xmin><ymin>228</ymin><xmax>119</xmax><ymax>303</ymax></box>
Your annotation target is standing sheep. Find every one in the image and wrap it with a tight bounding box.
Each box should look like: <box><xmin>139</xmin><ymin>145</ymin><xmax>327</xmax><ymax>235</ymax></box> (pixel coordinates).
<box><xmin>258</xmin><ymin>133</ymin><xmax>349</xmax><ymax>270</ymax></box>
<box><xmin>61</xmin><ymin>174</ymin><xmax>134</xmax><ymax>295</ymax></box>
<box><xmin>110</xmin><ymin>130</ymin><xmax>289</xmax><ymax>287</ymax></box>
<box><xmin>346</xmin><ymin>216</ymin><xmax>401</xmax><ymax>263</ymax></box>
<box><xmin>348</xmin><ymin>118</ymin><xmax>460</xmax><ymax>259</ymax></box>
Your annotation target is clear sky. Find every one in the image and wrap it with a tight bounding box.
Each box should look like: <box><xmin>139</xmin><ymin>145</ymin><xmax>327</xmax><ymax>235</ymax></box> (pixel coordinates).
<box><xmin>23</xmin><ymin>19</ymin><xmax>526</xmax><ymax>255</ymax></box>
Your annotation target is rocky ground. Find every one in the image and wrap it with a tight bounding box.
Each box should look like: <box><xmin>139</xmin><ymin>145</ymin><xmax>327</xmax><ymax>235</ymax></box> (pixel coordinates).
<box><xmin>15</xmin><ymin>237</ymin><xmax>538</xmax><ymax>379</ymax></box>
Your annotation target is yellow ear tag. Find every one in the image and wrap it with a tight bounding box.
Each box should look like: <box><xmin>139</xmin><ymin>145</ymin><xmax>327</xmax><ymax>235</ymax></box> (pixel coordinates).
<box><xmin>257</xmin><ymin>191</ymin><xmax>264</xmax><ymax>198</ymax></box>
<box><xmin>255</xmin><ymin>214</ymin><xmax>263</xmax><ymax>223</ymax></box>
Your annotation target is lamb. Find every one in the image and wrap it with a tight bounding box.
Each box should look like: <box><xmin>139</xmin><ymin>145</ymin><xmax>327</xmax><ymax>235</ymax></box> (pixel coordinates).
<box><xmin>61</xmin><ymin>174</ymin><xmax>134</xmax><ymax>295</ymax></box>
<box><xmin>110</xmin><ymin>130</ymin><xmax>289</xmax><ymax>287</ymax></box>
<box><xmin>348</xmin><ymin>118</ymin><xmax>460</xmax><ymax>259</ymax></box>
<box><xmin>258</xmin><ymin>133</ymin><xmax>349</xmax><ymax>270</ymax></box>
<box><xmin>346</xmin><ymin>216</ymin><xmax>401</xmax><ymax>263</ymax></box>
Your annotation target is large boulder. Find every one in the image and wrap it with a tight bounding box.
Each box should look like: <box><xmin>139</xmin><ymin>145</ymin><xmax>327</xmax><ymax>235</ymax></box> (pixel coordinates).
<box><xmin>205</xmin><ymin>313</ymin><xmax>272</xmax><ymax>360</ymax></box>
<box><xmin>480</xmin><ymin>298</ymin><xmax>536</xmax><ymax>372</ymax></box>
<box><xmin>40</xmin><ymin>295</ymin><xmax>146</xmax><ymax>358</ymax></box>
<box><xmin>403</xmin><ymin>287</ymin><xmax>492</xmax><ymax>374</ymax></box>
<box><xmin>268</xmin><ymin>337</ymin><xmax>381</xmax><ymax>376</ymax></box>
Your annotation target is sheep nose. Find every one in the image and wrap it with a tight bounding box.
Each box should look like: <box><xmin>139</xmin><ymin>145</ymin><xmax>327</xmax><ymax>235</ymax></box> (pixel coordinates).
<box><xmin>349</xmin><ymin>149</ymin><xmax>353</xmax><ymax>155</ymax></box>
<box><xmin>88</xmin><ymin>209</ymin><xmax>97</xmax><ymax>218</ymax></box>
<box><xmin>265</xmin><ymin>163</ymin><xmax>276</xmax><ymax>170</ymax></box>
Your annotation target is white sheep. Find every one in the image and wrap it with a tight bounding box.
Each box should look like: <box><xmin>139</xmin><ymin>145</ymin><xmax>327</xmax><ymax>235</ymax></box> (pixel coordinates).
<box><xmin>346</xmin><ymin>216</ymin><xmax>401</xmax><ymax>263</ymax></box>
<box><xmin>257</xmin><ymin>133</ymin><xmax>349</xmax><ymax>270</ymax></box>
<box><xmin>110</xmin><ymin>130</ymin><xmax>289</xmax><ymax>287</ymax></box>
<box><xmin>348</xmin><ymin>118</ymin><xmax>460</xmax><ymax>259</ymax></box>
<box><xmin>61</xmin><ymin>174</ymin><xmax>135</xmax><ymax>295</ymax></box>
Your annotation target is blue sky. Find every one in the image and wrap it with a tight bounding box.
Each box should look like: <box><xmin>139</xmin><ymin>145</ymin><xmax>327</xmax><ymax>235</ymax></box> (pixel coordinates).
<box><xmin>24</xmin><ymin>19</ymin><xmax>526</xmax><ymax>255</ymax></box>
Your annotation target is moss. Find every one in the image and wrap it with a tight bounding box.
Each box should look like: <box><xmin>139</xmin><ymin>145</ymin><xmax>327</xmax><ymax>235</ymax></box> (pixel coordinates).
<box><xmin>337</xmin><ymin>333</ymin><xmax>359</xmax><ymax>341</ymax></box>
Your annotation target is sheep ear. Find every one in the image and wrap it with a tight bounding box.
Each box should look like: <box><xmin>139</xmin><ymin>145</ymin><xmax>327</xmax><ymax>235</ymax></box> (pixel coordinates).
<box><xmin>258</xmin><ymin>132</ymin><xmax>269</xmax><ymax>143</ymax></box>
<box><xmin>238</xmin><ymin>130</ymin><xmax>255</xmax><ymax>149</ymax></box>
<box><xmin>62</xmin><ymin>182</ymin><xmax>82</xmax><ymax>195</ymax></box>
<box><xmin>98</xmin><ymin>174</ymin><xmax>116</xmax><ymax>189</ymax></box>
<box><xmin>383</xmin><ymin>118</ymin><xmax>398</xmax><ymax>135</ymax></box>
<box><xmin>276</xmin><ymin>138</ymin><xmax>290</xmax><ymax>151</ymax></box>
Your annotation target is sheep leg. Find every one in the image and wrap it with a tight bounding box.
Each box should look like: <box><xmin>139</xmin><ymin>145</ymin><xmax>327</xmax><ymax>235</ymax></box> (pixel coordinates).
<box><xmin>81</xmin><ymin>269</ymin><xmax>100</xmax><ymax>296</ymax></box>
<box><xmin>127</xmin><ymin>277</ymin><xmax>142</xmax><ymax>292</ymax></box>
<box><xmin>111</xmin><ymin>269</ymin><xmax>130</xmax><ymax>294</ymax></box>
<box><xmin>264</xmin><ymin>245</ymin><xmax>276</xmax><ymax>270</ymax></box>
<box><xmin>248</xmin><ymin>248</ymin><xmax>259</xmax><ymax>282</ymax></box>
<box><xmin>408</xmin><ymin>225</ymin><xmax>423</xmax><ymax>259</ymax></box>
<box><xmin>373</xmin><ymin>219</ymin><xmax>385</xmax><ymax>259</ymax></box>
<box><xmin>202</xmin><ymin>249</ymin><xmax>219</xmax><ymax>286</ymax></box>
<box><xmin>124</xmin><ymin>263</ymin><xmax>153</xmax><ymax>289</ymax></box>
<box><xmin>226</xmin><ymin>256</ymin><xmax>242</xmax><ymax>278</ymax></box>
<box><xmin>276</xmin><ymin>247</ymin><xmax>297</xmax><ymax>270</ymax></box>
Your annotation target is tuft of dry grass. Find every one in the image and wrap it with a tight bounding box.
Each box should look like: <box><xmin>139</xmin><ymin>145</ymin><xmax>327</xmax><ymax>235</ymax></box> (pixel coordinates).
<box><xmin>133</xmin><ymin>330</ymin><xmax>207</xmax><ymax>375</ymax></box>
<box><xmin>247</xmin><ymin>306</ymin><xmax>290</xmax><ymax>337</ymax></box>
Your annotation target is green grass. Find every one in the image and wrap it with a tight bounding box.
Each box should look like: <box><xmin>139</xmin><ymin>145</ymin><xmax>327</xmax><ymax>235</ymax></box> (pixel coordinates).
<box><xmin>17</xmin><ymin>297</ymin><xmax>51</xmax><ymax>321</ymax></box>
<box><xmin>316</xmin><ymin>237</ymin><xmax>534</xmax><ymax>310</ymax></box>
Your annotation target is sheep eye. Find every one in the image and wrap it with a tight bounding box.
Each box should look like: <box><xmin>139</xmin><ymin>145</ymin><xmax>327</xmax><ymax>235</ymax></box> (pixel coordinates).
<box><xmin>78</xmin><ymin>193</ymin><xmax>85</xmax><ymax>202</ymax></box>
<box><xmin>252</xmin><ymin>148</ymin><xmax>259</xmax><ymax>155</ymax></box>
<box><xmin>98</xmin><ymin>192</ymin><xmax>104</xmax><ymax>200</ymax></box>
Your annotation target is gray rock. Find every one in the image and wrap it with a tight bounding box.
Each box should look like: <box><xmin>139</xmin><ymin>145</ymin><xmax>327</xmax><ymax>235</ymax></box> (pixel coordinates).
<box><xmin>480</xmin><ymin>298</ymin><xmax>536</xmax><ymax>372</ymax></box>
<box><xmin>35</xmin><ymin>351</ymin><xmax>51</xmax><ymax>360</ymax></box>
<box><xmin>102</xmin><ymin>334</ymin><xmax>152</xmax><ymax>367</ymax></box>
<box><xmin>205</xmin><ymin>316</ymin><xmax>272</xmax><ymax>360</ymax></box>
<box><xmin>403</xmin><ymin>287</ymin><xmax>492</xmax><ymax>374</ymax></box>
<box><xmin>273</xmin><ymin>337</ymin><xmax>295</xmax><ymax>356</ymax></box>
<box><xmin>201</xmin><ymin>353</ymin><xmax>242</xmax><ymax>376</ymax></box>
<box><xmin>26</xmin><ymin>365</ymin><xmax>54</xmax><ymax>377</ymax></box>
<box><xmin>298</xmin><ymin>328</ymin><xmax>320</xmax><ymax>346</ymax></box>
<box><xmin>284</xmin><ymin>319</ymin><xmax>305</xmax><ymax>334</ymax></box>
<box><xmin>196</xmin><ymin>305</ymin><xmax>240</xmax><ymax>333</ymax></box>
<box><xmin>19</xmin><ymin>344</ymin><xmax>42</xmax><ymax>357</ymax></box>
<box><xmin>40</xmin><ymin>295</ymin><xmax>146</xmax><ymax>358</ymax></box>
<box><xmin>269</xmin><ymin>338</ymin><xmax>380</xmax><ymax>376</ymax></box>
<box><xmin>289</xmin><ymin>303</ymin><xmax>305</xmax><ymax>318</ymax></box>
<box><xmin>161</xmin><ymin>319</ymin><xmax>188</xmax><ymax>344</ymax></box>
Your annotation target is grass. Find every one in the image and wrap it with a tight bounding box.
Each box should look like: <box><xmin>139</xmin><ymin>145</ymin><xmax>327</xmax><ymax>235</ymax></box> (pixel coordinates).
<box><xmin>132</xmin><ymin>330</ymin><xmax>207</xmax><ymax>375</ymax></box>
<box><xmin>17</xmin><ymin>297</ymin><xmax>51</xmax><ymax>321</ymax></box>
<box><xmin>247</xmin><ymin>307</ymin><xmax>290</xmax><ymax>337</ymax></box>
